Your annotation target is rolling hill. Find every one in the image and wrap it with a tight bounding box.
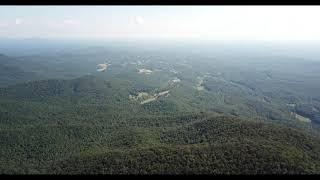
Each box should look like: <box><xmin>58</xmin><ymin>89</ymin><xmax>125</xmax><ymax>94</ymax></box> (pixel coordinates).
<box><xmin>0</xmin><ymin>75</ymin><xmax>320</xmax><ymax>174</ymax></box>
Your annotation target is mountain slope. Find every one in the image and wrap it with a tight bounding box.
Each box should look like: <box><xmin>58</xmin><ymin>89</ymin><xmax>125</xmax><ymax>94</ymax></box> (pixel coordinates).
<box><xmin>43</xmin><ymin>116</ymin><xmax>320</xmax><ymax>174</ymax></box>
<box><xmin>1</xmin><ymin>74</ymin><xmax>320</xmax><ymax>174</ymax></box>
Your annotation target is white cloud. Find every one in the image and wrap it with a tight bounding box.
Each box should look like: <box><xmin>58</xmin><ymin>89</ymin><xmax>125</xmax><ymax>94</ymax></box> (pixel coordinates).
<box><xmin>15</xmin><ymin>18</ymin><xmax>22</xmax><ymax>25</ymax></box>
<box><xmin>134</xmin><ymin>16</ymin><xmax>145</xmax><ymax>25</ymax></box>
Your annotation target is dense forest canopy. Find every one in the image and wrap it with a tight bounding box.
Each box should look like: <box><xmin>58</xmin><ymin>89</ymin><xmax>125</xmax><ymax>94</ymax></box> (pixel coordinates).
<box><xmin>1</xmin><ymin>40</ymin><xmax>320</xmax><ymax>174</ymax></box>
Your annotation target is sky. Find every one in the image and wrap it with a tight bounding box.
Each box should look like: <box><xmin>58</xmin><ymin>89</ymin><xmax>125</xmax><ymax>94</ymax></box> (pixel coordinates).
<box><xmin>1</xmin><ymin>6</ymin><xmax>320</xmax><ymax>42</ymax></box>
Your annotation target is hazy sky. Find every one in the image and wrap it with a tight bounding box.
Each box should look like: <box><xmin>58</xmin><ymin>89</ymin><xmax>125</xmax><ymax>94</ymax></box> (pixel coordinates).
<box><xmin>1</xmin><ymin>6</ymin><xmax>320</xmax><ymax>41</ymax></box>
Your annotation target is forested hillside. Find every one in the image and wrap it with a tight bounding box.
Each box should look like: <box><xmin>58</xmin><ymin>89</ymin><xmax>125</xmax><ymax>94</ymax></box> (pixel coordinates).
<box><xmin>2</xmin><ymin>114</ymin><xmax>320</xmax><ymax>174</ymax></box>
<box><xmin>1</xmin><ymin>41</ymin><xmax>320</xmax><ymax>174</ymax></box>
<box><xmin>0</xmin><ymin>75</ymin><xmax>320</xmax><ymax>174</ymax></box>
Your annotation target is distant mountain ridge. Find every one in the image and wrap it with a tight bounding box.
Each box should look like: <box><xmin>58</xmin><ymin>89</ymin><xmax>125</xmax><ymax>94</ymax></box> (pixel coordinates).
<box><xmin>0</xmin><ymin>54</ymin><xmax>39</xmax><ymax>87</ymax></box>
